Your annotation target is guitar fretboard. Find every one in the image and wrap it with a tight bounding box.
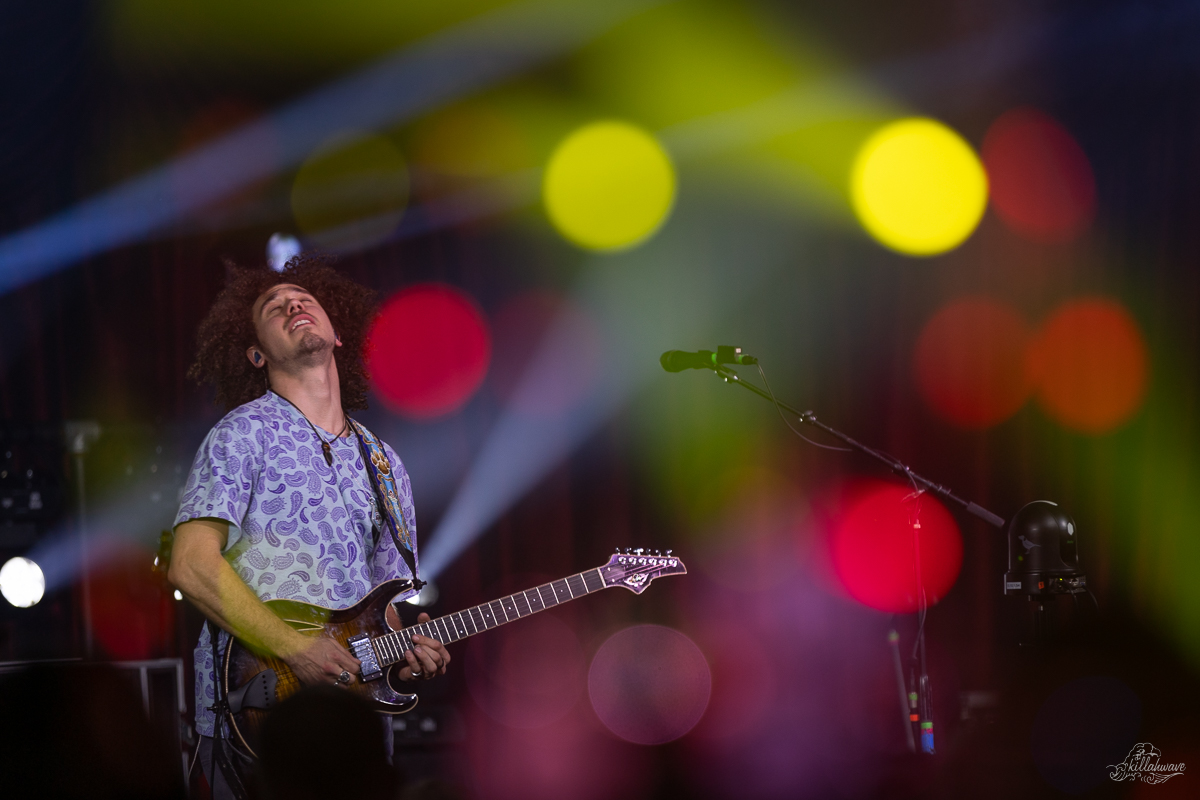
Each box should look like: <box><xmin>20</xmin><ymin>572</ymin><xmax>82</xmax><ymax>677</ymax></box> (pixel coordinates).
<box><xmin>371</xmin><ymin>568</ymin><xmax>607</xmax><ymax>667</ymax></box>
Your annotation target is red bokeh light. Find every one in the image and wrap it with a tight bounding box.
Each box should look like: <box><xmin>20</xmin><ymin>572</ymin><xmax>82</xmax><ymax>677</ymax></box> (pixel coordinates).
<box><xmin>1028</xmin><ymin>298</ymin><xmax>1148</xmax><ymax>433</ymax></box>
<box><xmin>829</xmin><ymin>481</ymin><xmax>963</xmax><ymax>613</ymax></box>
<box><xmin>367</xmin><ymin>284</ymin><xmax>491</xmax><ymax>419</ymax></box>
<box><xmin>488</xmin><ymin>291</ymin><xmax>603</xmax><ymax>415</ymax></box>
<box><xmin>90</xmin><ymin>543</ymin><xmax>174</xmax><ymax>660</ymax></box>
<box><xmin>464</xmin><ymin>613</ymin><xmax>585</xmax><ymax>729</ymax></box>
<box><xmin>982</xmin><ymin>107</ymin><xmax>1096</xmax><ymax>243</ymax></box>
<box><xmin>588</xmin><ymin>625</ymin><xmax>711</xmax><ymax>745</ymax></box>
<box><xmin>914</xmin><ymin>297</ymin><xmax>1034</xmax><ymax>429</ymax></box>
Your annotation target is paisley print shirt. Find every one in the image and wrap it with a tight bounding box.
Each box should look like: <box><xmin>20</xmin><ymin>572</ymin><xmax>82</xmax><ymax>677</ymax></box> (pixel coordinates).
<box><xmin>174</xmin><ymin>391</ymin><xmax>417</xmax><ymax>736</ymax></box>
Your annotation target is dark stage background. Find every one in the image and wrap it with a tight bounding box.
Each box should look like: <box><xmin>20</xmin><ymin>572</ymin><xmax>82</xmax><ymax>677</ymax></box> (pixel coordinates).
<box><xmin>2</xmin><ymin>1</ymin><xmax>1199</xmax><ymax>798</ymax></box>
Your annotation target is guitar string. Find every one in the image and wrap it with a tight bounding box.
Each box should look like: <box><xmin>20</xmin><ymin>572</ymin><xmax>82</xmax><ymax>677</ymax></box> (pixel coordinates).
<box><xmin>374</xmin><ymin>561</ymin><xmax>678</xmax><ymax>659</ymax></box>
<box><xmin>375</xmin><ymin>565</ymin><xmax>669</xmax><ymax>660</ymax></box>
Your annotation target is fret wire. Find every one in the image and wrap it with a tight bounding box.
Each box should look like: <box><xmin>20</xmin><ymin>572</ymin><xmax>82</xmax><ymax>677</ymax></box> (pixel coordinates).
<box><xmin>513</xmin><ymin>592</ymin><xmax>531</xmax><ymax>616</ymax></box>
<box><xmin>369</xmin><ymin>563</ymin><xmax>680</xmax><ymax>669</ymax></box>
<box><xmin>582</xmin><ymin>568</ymin><xmax>604</xmax><ymax>593</ymax></box>
<box><xmin>526</xmin><ymin>588</ymin><xmax>544</xmax><ymax>611</ymax></box>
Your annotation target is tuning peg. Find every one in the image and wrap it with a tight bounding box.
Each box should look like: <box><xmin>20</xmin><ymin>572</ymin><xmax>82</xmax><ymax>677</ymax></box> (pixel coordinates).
<box><xmin>653</xmin><ymin>549</ymin><xmax>662</xmax><ymax>556</ymax></box>
<box><xmin>614</xmin><ymin>547</ymin><xmax>620</xmax><ymax>553</ymax></box>
<box><xmin>665</xmin><ymin>549</ymin><xmax>673</xmax><ymax>556</ymax></box>
<box><xmin>623</xmin><ymin>547</ymin><xmax>632</xmax><ymax>554</ymax></box>
<box><xmin>633</xmin><ymin>548</ymin><xmax>644</xmax><ymax>555</ymax></box>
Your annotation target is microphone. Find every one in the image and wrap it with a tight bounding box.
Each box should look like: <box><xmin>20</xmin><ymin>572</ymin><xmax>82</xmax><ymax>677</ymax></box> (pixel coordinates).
<box><xmin>660</xmin><ymin>346</ymin><xmax>758</xmax><ymax>372</ymax></box>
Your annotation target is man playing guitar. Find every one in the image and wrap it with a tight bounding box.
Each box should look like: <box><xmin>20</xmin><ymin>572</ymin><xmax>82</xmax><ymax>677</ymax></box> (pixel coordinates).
<box><xmin>169</xmin><ymin>257</ymin><xmax>450</xmax><ymax>797</ymax></box>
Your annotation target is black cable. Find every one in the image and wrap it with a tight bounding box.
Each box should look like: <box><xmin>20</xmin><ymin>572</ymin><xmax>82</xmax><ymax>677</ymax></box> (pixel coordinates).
<box><xmin>754</xmin><ymin>363</ymin><xmax>853</xmax><ymax>452</ymax></box>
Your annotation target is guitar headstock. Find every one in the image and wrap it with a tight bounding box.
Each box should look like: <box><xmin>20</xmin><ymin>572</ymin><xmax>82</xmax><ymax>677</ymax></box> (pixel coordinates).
<box><xmin>600</xmin><ymin>548</ymin><xmax>687</xmax><ymax>594</ymax></box>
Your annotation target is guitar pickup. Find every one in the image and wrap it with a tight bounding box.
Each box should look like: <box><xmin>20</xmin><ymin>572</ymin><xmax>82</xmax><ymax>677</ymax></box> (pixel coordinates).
<box><xmin>347</xmin><ymin>634</ymin><xmax>383</xmax><ymax>682</ymax></box>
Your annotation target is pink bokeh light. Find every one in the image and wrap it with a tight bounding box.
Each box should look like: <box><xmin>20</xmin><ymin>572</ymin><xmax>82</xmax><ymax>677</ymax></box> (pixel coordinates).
<box><xmin>588</xmin><ymin>624</ymin><xmax>712</xmax><ymax>745</ymax></box>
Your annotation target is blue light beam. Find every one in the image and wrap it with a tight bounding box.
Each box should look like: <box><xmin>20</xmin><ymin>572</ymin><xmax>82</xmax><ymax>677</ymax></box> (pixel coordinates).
<box><xmin>0</xmin><ymin>0</ymin><xmax>662</xmax><ymax>295</ymax></box>
<box><xmin>419</xmin><ymin>197</ymin><xmax>802</xmax><ymax>579</ymax></box>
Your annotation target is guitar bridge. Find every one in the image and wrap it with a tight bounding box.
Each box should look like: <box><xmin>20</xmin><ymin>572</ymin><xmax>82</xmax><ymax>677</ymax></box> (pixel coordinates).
<box><xmin>347</xmin><ymin>634</ymin><xmax>383</xmax><ymax>682</ymax></box>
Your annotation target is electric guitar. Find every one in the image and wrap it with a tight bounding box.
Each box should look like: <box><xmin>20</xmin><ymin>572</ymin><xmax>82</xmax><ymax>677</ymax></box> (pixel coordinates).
<box><xmin>219</xmin><ymin>548</ymin><xmax>686</xmax><ymax>756</ymax></box>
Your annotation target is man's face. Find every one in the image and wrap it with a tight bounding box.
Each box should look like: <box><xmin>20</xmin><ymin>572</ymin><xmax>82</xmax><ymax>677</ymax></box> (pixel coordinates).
<box><xmin>250</xmin><ymin>283</ymin><xmax>338</xmax><ymax>367</ymax></box>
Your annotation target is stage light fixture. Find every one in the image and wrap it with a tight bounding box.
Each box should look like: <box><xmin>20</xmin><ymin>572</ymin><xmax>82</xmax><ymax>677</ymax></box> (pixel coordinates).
<box><xmin>267</xmin><ymin>233</ymin><xmax>302</xmax><ymax>272</ymax></box>
<box><xmin>1004</xmin><ymin>501</ymin><xmax>1086</xmax><ymax>597</ymax></box>
<box><xmin>0</xmin><ymin>556</ymin><xmax>46</xmax><ymax>608</ymax></box>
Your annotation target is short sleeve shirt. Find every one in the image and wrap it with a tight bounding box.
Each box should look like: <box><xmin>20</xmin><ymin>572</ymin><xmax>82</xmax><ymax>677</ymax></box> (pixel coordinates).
<box><xmin>174</xmin><ymin>391</ymin><xmax>417</xmax><ymax>735</ymax></box>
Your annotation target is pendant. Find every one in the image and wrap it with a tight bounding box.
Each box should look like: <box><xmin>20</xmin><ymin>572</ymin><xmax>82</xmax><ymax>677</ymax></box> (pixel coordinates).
<box><xmin>322</xmin><ymin>441</ymin><xmax>333</xmax><ymax>467</ymax></box>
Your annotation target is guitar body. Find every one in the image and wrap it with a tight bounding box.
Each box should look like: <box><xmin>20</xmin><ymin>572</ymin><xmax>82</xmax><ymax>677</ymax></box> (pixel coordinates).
<box><xmin>221</xmin><ymin>578</ymin><xmax>418</xmax><ymax>757</ymax></box>
<box><xmin>216</xmin><ymin>550</ymin><xmax>688</xmax><ymax>759</ymax></box>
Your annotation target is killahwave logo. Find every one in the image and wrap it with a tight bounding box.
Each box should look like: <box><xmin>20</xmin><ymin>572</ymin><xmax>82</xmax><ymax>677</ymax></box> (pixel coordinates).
<box><xmin>1108</xmin><ymin>743</ymin><xmax>1186</xmax><ymax>785</ymax></box>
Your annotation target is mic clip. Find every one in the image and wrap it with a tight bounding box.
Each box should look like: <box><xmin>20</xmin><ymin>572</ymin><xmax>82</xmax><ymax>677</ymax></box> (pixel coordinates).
<box><xmin>716</xmin><ymin>345</ymin><xmax>757</xmax><ymax>366</ymax></box>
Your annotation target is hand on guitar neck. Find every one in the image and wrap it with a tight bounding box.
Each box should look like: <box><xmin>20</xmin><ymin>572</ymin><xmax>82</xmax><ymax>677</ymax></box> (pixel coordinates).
<box><xmin>391</xmin><ymin>610</ymin><xmax>451</xmax><ymax>682</ymax></box>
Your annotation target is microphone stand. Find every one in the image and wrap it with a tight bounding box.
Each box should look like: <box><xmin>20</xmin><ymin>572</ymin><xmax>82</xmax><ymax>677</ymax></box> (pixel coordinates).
<box><xmin>703</xmin><ymin>362</ymin><xmax>1006</xmax><ymax>754</ymax></box>
<box><xmin>708</xmin><ymin>363</ymin><xmax>1005</xmax><ymax>528</ymax></box>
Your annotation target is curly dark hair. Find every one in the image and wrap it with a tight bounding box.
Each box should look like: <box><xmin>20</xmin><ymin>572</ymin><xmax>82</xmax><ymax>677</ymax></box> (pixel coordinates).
<box><xmin>188</xmin><ymin>255</ymin><xmax>377</xmax><ymax>412</ymax></box>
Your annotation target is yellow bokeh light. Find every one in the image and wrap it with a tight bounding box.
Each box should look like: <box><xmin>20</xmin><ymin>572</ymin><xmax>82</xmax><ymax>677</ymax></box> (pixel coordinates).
<box><xmin>291</xmin><ymin>131</ymin><xmax>408</xmax><ymax>251</ymax></box>
<box><xmin>543</xmin><ymin>121</ymin><xmax>676</xmax><ymax>251</ymax></box>
<box><xmin>850</xmin><ymin>118</ymin><xmax>988</xmax><ymax>256</ymax></box>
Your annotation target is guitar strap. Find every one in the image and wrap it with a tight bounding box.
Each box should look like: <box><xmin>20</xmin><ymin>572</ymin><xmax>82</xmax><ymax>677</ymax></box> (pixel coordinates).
<box><xmin>198</xmin><ymin>418</ymin><xmax>417</xmax><ymax>792</ymax></box>
<box><xmin>349</xmin><ymin>419</ymin><xmax>421</xmax><ymax>585</ymax></box>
